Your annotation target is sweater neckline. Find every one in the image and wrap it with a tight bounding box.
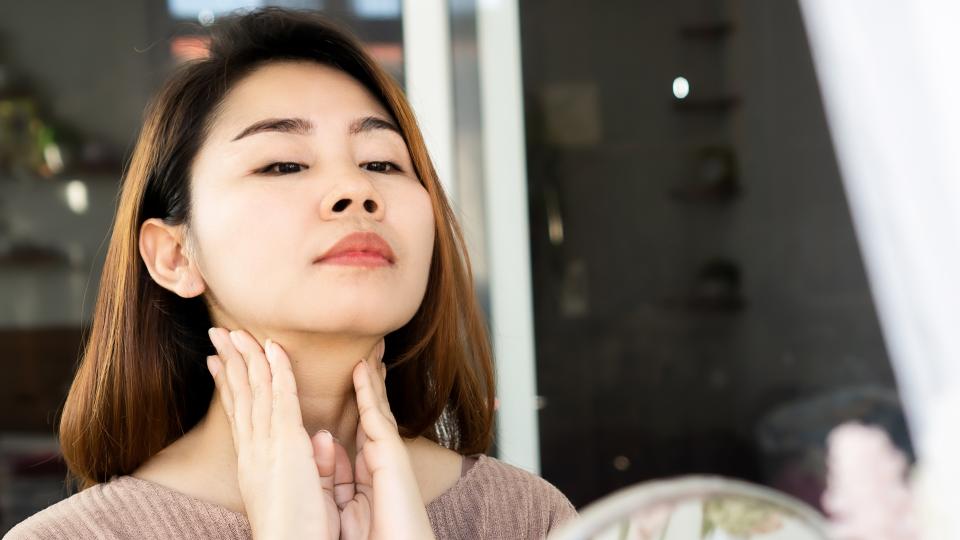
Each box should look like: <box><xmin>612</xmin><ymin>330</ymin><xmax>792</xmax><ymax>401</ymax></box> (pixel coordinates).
<box><xmin>115</xmin><ymin>452</ymin><xmax>491</xmax><ymax>520</ymax></box>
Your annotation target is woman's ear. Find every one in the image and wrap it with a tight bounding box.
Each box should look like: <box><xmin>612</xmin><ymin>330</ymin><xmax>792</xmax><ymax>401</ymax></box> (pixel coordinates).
<box><xmin>139</xmin><ymin>218</ymin><xmax>206</xmax><ymax>298</ymax></box>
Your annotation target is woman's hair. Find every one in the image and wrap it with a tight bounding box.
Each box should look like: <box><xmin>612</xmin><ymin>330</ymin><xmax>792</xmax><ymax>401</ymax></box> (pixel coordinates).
<box><xmin>59</xmin><ymin>6</ymin><xmax>496</xmax><ymax>490</ymax></box>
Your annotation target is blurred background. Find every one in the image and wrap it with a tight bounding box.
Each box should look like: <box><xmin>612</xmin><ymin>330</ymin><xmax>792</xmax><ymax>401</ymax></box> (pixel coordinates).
<box><xmin>0</xmin><ymin>0</ymin><xmax>911</xmax><ymax>534</ymax></box>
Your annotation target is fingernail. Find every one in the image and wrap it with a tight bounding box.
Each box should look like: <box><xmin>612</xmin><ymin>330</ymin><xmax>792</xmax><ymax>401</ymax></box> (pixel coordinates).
<box><xmin>206</xmin><ymin>356</ymin><xmax>220</xmax><ymax>377</ymax></box>
<box><xmin>208</xmin><ymin>327</ymin><xmax>218</xmax><ymax>345</ymax></box>
<box><xmin>265</xmin><ymin>339</ymin><xmax>275</xmax><ymax>364</ymax></box>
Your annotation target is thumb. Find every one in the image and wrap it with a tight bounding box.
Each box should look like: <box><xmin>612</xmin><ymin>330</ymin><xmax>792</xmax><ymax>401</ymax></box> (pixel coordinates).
<box><xmin>332</xmin><ymin>438</ymin><xmax>356</xmax><ymax>510</ymax></box>
<box><xmin>311</xmin><ymin>430</ymin><xmax>336</xmax><ymax>494</ymax></box>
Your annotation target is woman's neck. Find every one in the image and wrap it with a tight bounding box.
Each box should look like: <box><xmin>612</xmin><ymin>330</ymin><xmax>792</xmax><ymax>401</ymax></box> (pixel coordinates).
<box><xmin>226</xmin><ymin>330</ymin><xmax>383</xmax><ymax>448</ymax></box>
<box><xmin>140</xmin><ymin>331</ymin><xmax>387</xmax><ymax>514</ymax></box>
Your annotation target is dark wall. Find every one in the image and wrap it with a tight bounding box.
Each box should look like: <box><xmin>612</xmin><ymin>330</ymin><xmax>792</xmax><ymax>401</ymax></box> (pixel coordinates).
<box><xmin>520</xmin><ymin>0</ymin><xmax>900</xmax><ymax>508</ymax></box>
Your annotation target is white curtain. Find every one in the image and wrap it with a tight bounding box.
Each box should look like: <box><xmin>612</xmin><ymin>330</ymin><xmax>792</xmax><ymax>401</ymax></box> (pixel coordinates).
<box><xmin>800</xmin><ymin>1</ymin><xmax>960</xmax><ymax>534</ymax></box>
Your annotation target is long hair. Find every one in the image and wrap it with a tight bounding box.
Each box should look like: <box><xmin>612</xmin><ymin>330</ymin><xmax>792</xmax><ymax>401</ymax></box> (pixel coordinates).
<box><xmin>59</xmin><ymin>6</ymin><xmax>496</xmax><ymax>490</ymax></box>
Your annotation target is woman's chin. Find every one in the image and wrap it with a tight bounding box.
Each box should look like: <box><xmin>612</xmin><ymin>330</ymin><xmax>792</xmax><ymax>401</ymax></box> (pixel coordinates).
<box><xmin>286</xmin><ymin>310</ymin><xmax>412</xmax><ymax>335</ymax></box>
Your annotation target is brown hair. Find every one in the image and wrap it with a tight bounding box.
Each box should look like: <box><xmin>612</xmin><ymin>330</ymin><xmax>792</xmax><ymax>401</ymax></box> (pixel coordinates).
<box><xmin>59</xmin><ymin>6</ymin><xmax>496</xmax><ymax>490</ymax></box>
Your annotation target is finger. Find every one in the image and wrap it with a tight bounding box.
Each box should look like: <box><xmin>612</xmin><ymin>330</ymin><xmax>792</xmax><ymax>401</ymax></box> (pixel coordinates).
<box><xmin>365</xmin><ymin>356</ymin><xmax>394</xmax><ymax>420</ymax></box>
<box><xmin>209</xmin><ymin>327</ymin><xmax>252</xmax><ymax>445</ymax></box>
<box><xmin>205</xmin><ymin>354</ymin><xmax>231</xmax><ymax>411</ymax></box>
<box><xmin>206</xmin><ymin>354</ymin><xmax>239</xmax><ymax>454</ymax></box>
<box><xmin>264</xmin><ymin>339</ymin><xmax>306</xmax><ymax>435</ymax></box>
<box><xmin>353</xmin><ymin>360</ymin><xmax>398</xmax><ymax>443</ymax></box>
<box><xmin>366</xmin><ymin>351</ymin><xmax>394</xmax><ymax>422</ymax></box>
<box><xmin>353</xmin><ymin>423</ymin><xmax>372</xmax><ymax>487</ymax></box>
<box><xmin>311</xmin><ymin>430</ymin><xmax>336</xmax><ymax>492</ymax></box>
<box><xmin>380</xmin><ymin>362</ymin><xmax>387</xmax><ymax>394</ymax></box>
<box><xmin>363</xmin><ymin>339</ymin><xmax>390</xmax><ymax>409</ymax></box>
<box><xmin>228</xmin><ymin>330</ymin><xmax>272</xmax><ymax>438</ymax></box>
<box><xmin>332</xmin><ymin>438</ymin><xmax>356</xmax><ymax>509</ymax></box>
<box><xmin>379</xmin><ymin>361</ymin><xmax>388</xmax><ymax>398</ymax></box>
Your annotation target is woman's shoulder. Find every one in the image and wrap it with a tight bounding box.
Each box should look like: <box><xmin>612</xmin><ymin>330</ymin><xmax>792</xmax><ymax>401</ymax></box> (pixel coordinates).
<box><xmin>472</xmin><ymin>453</ymin><xmax>576</xmax><ymax>503</ymax></box>
<box><xmin>4</xmin><ymin>476</ymin><xmax>250</xmax><ymax>540</ymax></box>
<box><xmin>5</xmin><ymin>480</ymin><xmax>118</xmax><ymax>539</ymax></box>
<box><xmin>427</xmin><ymin>453</ymin><xmax>579</xmax><ymax>538</ymax></box>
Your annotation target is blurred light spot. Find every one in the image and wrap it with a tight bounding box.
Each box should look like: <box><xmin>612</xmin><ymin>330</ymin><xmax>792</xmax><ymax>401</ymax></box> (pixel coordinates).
<box><xmin>198</xmin><ymin>8</ymin><xmax>215</xmax><ymax>25</ymax></box>
<box><xmin>65</xmin><ymin>180</ymin><xmax>88</xmax><ymax>215</ymax></box>
<box><xmin>546</xmin><ymin>188</ymin><xmax>565</xmax><ymax>246</ymax></box>
<box><xmin>673</xmin><ymin>76</ymin><xmax>690</xmax><ymax>99</ymax></box>
<box><xmin>44</xmin><ymin>143</ymin><xmax>64</xmax><ymax>175</ymax></box>
<box><xmin>613</xmin><ymin>455</ymin><xmax>631</xmax><ymax>471</ymax></box>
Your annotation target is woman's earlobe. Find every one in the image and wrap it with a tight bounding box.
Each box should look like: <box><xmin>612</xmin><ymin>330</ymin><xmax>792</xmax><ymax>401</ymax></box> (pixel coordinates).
<box><xmin>181</xmin><ymin>276</ymin><xmax>206</xmax><ymax>298</ymax></box>
<box><xmin>139</xmin><ymin>218</ymin><xmax>204</xmax><ymax>298</ymax></box>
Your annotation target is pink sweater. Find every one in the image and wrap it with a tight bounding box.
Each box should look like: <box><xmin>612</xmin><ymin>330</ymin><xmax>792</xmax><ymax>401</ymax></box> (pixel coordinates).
<box><xmin>5</xmin><ymin>453</ymin><xmax>578</xmax><ymax>539</ymax></box>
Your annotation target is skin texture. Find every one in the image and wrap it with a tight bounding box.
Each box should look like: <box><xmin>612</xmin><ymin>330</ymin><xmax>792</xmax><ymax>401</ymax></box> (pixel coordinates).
<box><xmin>137</xmin><ymin>60</ymin><xmax>440</xmax><ymax>538</ymax></box>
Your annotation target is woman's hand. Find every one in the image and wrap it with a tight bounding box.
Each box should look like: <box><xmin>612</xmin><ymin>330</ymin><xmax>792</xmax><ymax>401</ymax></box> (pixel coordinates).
<box><xmin>332</xmin><ymin>338</ymin><xmax>436</xmax><ymax>540</ymax></box>
<box><xmin>206</xmin><ymin>327</ymin><xmax>339</xmax><ymax>539</ymax></box>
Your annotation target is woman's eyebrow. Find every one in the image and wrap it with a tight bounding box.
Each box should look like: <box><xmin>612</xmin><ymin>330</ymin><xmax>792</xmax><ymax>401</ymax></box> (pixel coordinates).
<box><xmin>231</xmin><ymin>115</ymin><xmax>401</xmax><ymax>142</ymax></box>
<box><xmin>349</xmin><ymin>116</ymin><xmax>401</xmax><ymax>137</ymax></box>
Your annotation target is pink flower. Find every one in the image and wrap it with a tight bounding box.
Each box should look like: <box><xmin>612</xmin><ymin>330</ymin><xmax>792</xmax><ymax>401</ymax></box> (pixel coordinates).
<box><xmin>822</xmin><ymin>423</ymin><xmax>919</xmax><ymax>540</ymax></box>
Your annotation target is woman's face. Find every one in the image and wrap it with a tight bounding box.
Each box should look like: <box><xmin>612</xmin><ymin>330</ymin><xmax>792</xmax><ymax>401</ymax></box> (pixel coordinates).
<box><xmin>186</xmin><ymin>60</ymin><xmax>434</xmax><ymax>337</ymax></box>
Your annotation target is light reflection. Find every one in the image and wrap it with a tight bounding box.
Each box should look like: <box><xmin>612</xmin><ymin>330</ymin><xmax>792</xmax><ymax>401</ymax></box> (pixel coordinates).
<box><xmin>673</xmin><ymin>76</ymin><xmax>690</xmax><ymax>99</ymax></box>
<box><xmin>43</xmin><ymin>143</ymin><xmax>64</xmax><ymax>175</ymax></box>
<box><xmin>198</xmin><ymin>8</ymin><xmax>215</xmax><ymax>25</ymax></box>
<box><xmin>64</xmin><ymin>180</ymin><xmax>88</xmax><ymax>215</ymax></box>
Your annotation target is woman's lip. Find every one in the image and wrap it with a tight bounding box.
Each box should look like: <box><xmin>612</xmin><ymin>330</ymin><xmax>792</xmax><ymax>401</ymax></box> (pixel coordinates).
<box><xmin>314</xmin><ymin>251</ymin><xmax>392</xmax><ymax>267</ymax></box>
<box><xmin>315</xmin><ymin>231</ymin><xmax>396</xmax><ymax>264</ymax></box>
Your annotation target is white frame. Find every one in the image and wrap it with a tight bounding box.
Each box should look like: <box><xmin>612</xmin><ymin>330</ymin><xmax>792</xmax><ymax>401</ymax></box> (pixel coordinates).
<box><xmin>403</xmin><ymin>0</ymin><xmax>541</xmax><ymax>473</ymax></box>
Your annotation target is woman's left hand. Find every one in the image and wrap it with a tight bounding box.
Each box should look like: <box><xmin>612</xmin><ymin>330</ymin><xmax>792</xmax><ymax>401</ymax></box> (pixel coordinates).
<box><xmin>328</xmin><ymin>338</ymin><xmax>436</xmax><ymax>540</ymax></box>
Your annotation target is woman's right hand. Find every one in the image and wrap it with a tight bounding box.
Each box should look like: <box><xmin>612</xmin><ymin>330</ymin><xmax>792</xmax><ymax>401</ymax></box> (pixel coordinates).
<box><xmin>207</xmin><ymin>327</ymin><xmax>339</xmax><ymax>539</ymax></box>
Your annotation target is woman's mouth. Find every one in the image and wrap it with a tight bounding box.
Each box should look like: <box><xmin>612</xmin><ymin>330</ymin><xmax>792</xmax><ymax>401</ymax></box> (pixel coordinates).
<box><xmin>314</xmin><ymin>250</ymin><xmax>392</xmax><ymax>267</ymax></box>
<box><xmin>314</xmin><ymin>231</ymin><xmax>397</xmax><ymax>267</ymax></box>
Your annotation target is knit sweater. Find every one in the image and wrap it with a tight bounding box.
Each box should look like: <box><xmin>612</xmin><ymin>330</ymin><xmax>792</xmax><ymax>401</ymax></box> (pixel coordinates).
<box><xmin>4</xmin><ymin>453</ymin><xmax>578</xmax><ymax>539</ymax></box>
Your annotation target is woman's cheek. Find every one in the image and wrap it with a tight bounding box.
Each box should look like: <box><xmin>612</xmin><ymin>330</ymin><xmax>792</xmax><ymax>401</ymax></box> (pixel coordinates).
<box><xmin>403</xmin><ymin>187</ymin><xmax>435</xmax><ymax>263</ymax></box>
<box><xmin>411</xmin><ymin>191</ymin><xmax>436</xmax><ymax>290</ymax></box>
<box><xmin>200</xmin><ymin>215</ymin><xmax>278</xmax><ymax>304</ymax></box>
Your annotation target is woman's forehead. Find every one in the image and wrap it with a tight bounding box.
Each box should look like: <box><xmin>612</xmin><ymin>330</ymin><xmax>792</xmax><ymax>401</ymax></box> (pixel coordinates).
<box><xmin>211</xmin><ymin>61</ymin><xmax>390</xmax><ymax>140</ymax></box>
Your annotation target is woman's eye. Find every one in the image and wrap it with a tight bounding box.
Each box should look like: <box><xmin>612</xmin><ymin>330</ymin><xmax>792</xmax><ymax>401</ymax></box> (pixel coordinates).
<box><xmin>362</xmin><ymin>161</ymin><xmax>402</xmax><ymax>173</ymax></box>
<box><xmin>258</xmin><ymin>162</ymin><xmax>306</xmax><ymax>175</ymax></box>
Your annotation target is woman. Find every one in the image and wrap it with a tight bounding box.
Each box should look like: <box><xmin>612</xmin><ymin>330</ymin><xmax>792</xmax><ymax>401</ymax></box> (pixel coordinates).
<box><xmin>7</xmin><ymin>7</ymin><xmax>577</xmax><ymax>539</ymax></box>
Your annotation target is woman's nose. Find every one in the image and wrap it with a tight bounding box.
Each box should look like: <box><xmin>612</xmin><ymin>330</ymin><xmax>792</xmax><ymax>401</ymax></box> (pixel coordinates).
<box><xmin>331</xmin><ymin>196</ymin><xmax>379</xmax><ymax>215</ymax></box>
<box><xmin>318</xmin><ymin>170</ymin><xmax>386</xmax><ymax>221</ymax></box>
